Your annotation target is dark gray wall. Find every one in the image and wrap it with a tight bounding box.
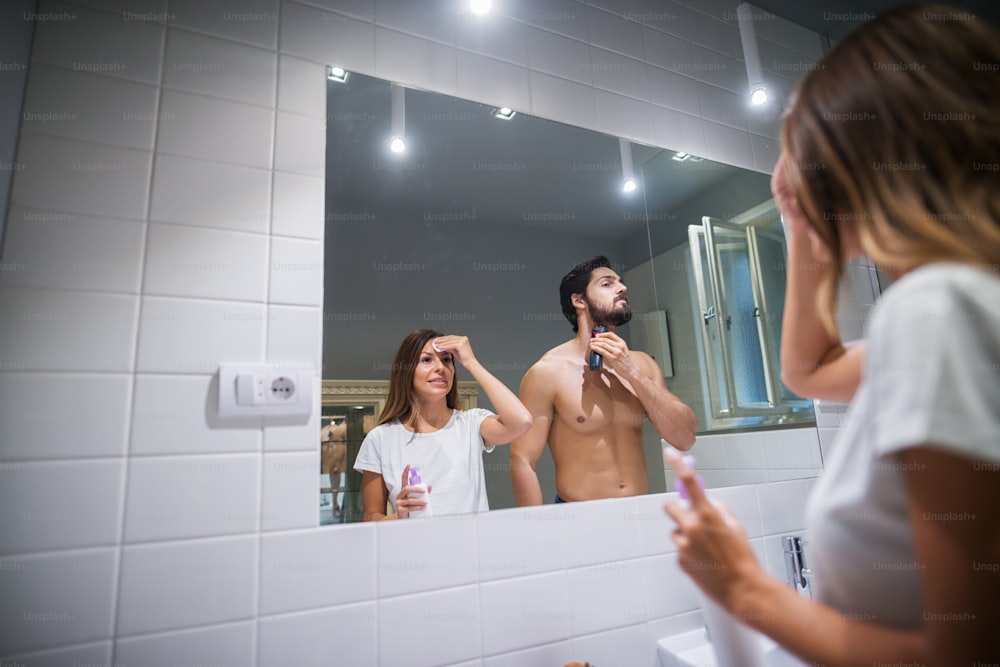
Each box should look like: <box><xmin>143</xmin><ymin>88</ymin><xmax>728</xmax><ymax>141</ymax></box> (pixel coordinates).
<box><xmin>0</xmin><ymin>0</ymin><xmax>37</xmax><ymax>253</ymax></box>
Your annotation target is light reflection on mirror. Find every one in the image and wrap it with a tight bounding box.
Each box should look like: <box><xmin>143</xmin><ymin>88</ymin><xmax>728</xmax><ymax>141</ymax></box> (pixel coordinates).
<box><xmin>322</xmin><ymin>71</ymin><xmax>819</xmax><ymax>523</ymax></box>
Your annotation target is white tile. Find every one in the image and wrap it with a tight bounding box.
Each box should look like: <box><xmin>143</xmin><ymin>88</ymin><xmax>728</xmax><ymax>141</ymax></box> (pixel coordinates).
<box><xmin>267</xmin><ymin>305</ymin><xmax>322</xmax><ymax>369</ymax></box>
<box><xmin>634</xmin><ymin>491</ymin><xmax>677</xmax><ymax>556</ymax></box>
<box><xmin>687</xmin><ymin>433</ymin><xmax>729</xmax><ymax>468</ymax></box>
<box><xmin>525</xmin><ymin>26</ymin><xmax>592</xmax><ymax>85</ymax></box>
<box><xmin>0</xmin><ymin>460</ymin><xmax>124</xmax><ymax>555</ymax></box>
<box><xmin>507</xmin><ymin>0</ymin><xmax>589</xmax><ymax>43</ymax></box>
<box><xmin>135</xmin><ymin>297</ymin><xmax>266</xmax><ymax>374</ymax></box>
<box><xmin>150</xmin><ymin>154</ymin><xmax>271</xmax><ymax>232</ymax></box>
<box><xmin>143</xmin><ymin>223</ymin><xmax>268</xmax><ymax>301</ymax></box>
<box><xmin>746</xmin><ymin>101</ymin><xmax>782</xmax><ymax>139</ymax></box>
<box><xmin>376</xmin><ymin>513</ymin><xmax>479</xmax><ymax>597</ymax></box>
<box><xmin>117</xmin><ymin>536</ymin><xmax>256</xmax><ymax>636</ymax></box>
<box><xmin>651</xmin><ymin>105</ymin><xmax>704</xmax><ymax>155</ymax></box>
<box><xmin>702</xmin><ymin>120</ymin><xmax>753</xmax><ymax>170</ymax></box>
<box><xmin>481</xmin><ymin>642</ymin><xmax>573</xmax><ymax>667</ymax></box>
<box><xmin>750</xmin><ymin>132</ymin><xmax>779</xmax><ymax>172</ymax></box>
<box><xmin>130</xmin><ymin>374</ymin><xmax>261</xmax><ymax>455</ymax></box>
<box><xmin>590</xmin><ymin>48</ymin><xmax>649</xmax><ymax>101</ymax></box>
<box><xmin>768</xmin><ymin>468</ymin><xmax>821</xmax><ymax>483</ymax></box>
<box><xmin>11</xmin><ymin>134</ymin><xmax>152</xmax><ymax>220</ymax></box>
<box><xmin>755</xmin><ymin>479</ymin><xmax>810</xmax><ymax>535</ymax></box>
<box><xmin>560</xmin><ymin>497</ymin><xmax>641</xmax><ymax>569</ymax></box>
<box><xmin>725</xmin><ymin>430</ymin><xmax>767</xmax><ymax>469</ymax></box>
<box><xmin>278</xmin><ymin>2</ymin><xmax>374</xmax><ymax>76</ymax></box>
<box><xmin>706</xmin><ymin>483</ymin><xmax>763</xmax><ymax>537</ymax></box>
<box><xmin>269</xmin><ymin>236</ymin><xmax>323</xmax><ymax>306</ymax></box>
<box><xmin>114</xmin><ymin>621</ymin><xmax>254</xmax><ymax>667</ymax></box>
<box><xmin>374</xmin><ymin>0</ymin><xmax>457</xmax><ymax>45</ymax></box>
<box><xmin>170</xmin><ymin>0</ymin><xmax>279</xmax><ymax>49</ymax></box>
<box><xmin>0</xmin><ymin>373</ymin><xmax>130</xmax><ymax>460</ymax></box>
<box><xmin>647</xmin><ymin>65</ymin><xmax>700</xmax><ymax>115</ymax></box>
<box><xmin>123</xmin><ymin>454</ymin><xmax>260</xmax><ymax>542</ymax></box>
<box><xmin>683</xmin><ymin>7</ymin><xmax>740</xmax><ymax>59</ymax></box>
<box><xmin>0</xmin><ymin>287</ymin><xmax>137</xmax><ymax>372</ymax></box>
<box><xmin>763</xmin><ymin>428</ymin><xmax>821</xmax><ymax>470</ymax></box>
<box><xmin>479</xmin><ymin>573</ymin><xmax>571</xmax><ymax>655</ymax></box>
<box><xmin>261</xmin><ymin>451</ymin><xmax>319</xmax><ymax>531</ymax></box>
<box><xmin>594</xmin><ymin>89</ymin><xmax>654</xmax><ymax>144</ymax></box>
<box><xmin>642</xmin><ymin>26</ymin><xmax>694</xmax><ymax>73</ymax></box>
<box><xmin>571</xmin><ymin>623</ymin><xmax>649</xmax><ymax>667</ymax></box>
<box><xmin>689</xmin><ymin>45</ymin><xmax>746</xmax><ymax>96</ymax></box>
<box><xmin>378</xmin><ymin>586</ymin><xmax>481</xmax><ymax>667</ymax></box>
<box><xmin>259</xmin><ymin>524</ymin><xmax>375</xmax><ymax>614</ymax></box>
<box><xmin>456</xmin><ymin>14</ymin><xmax>529</xmax><ymax>67</ymax></box>
<box><xmin>374</xmin><ymin>27</ymin><xmax>458</xmax><ymax>97</ymax></box>
<box><xmin>528</xmin><ymin>71</ymin><xmax>597</xmax><ymax>132</ymax></box>
<box><xmin>271</xmin><ymin>171</ymin><xmax>324</xmax><ymax>239</ymax></box>
<box><xmin>163</xmin><ymin>29</ymin><xmax>276</xmax><ymax>107</ymax></box>
<box><xmin>257</xmin><ymin>603</ymin><xmax>377</xmax><ymax>667</ymax></box>
<box><xmin>476</xmin><ymin>504</ymin><xmax>565</xmax><ymax>581</ymax></box>
<box><xmin>297</xmin><ymin>0</ymin><xmax>374</xmax><ymax>22</ymax></box>
<box><xmin>1</xmin><ymin>641</ymin><xmax>112</xmax><ymax>667</ymax></box>
<box><xmin>158</xmin><ymin>90</ymin><xmax>274</xmax><ymax>169</ymax></box>
<box><xmin>729</xmin><ymin>469</ymin><xmax>769</xmax><ymax>486</ymax></box>
<box><xmin>0</xmin><ymin>549</ymin><xmax>116</xmax><ymax>655</ymax></box>
<box><xmin>274</xmin><ymin>111</ymin><xmax>325</xmax><ymax>177</ymax></box>
<box><xmin>455</xmin><ymin>52</ymin><xmax>531</xmax><ymax>112</ymax></box>
<box><xmin>21</xmin><ymin>64</ymin><xmax>159</xmax><ymax>149</ymax></box>
<box><xmin>585</xmin><ymin>5</ymin><xmax>644</xmax><ymax>59</ymax></box>
<box><xmin>817</xmin><ymin>427</ymin><xmax>838</xmax><ymax>463</ymax></box>
<box><xmin>277</xmin><ymin>55</ymin><xmax>326</xmax><ymax>117</ymax></box>
<box><xmin>697</xmin><ymin>82</ymin><xmax>747</xmax><ymax>130</ymax></box>
<box><xmin>31</xmin><ymin>1</ymin><xmax>165</xmax><ymax>85</ymax></box>
<box><xmin>1</xmin><ymin>207</ymin><xmax>144</xmax><ymax>293</ymax></box>
<box><xmin>567</xmin><ymin>559</ymin><xmax>646</xmax><ymax>634</ymax></box>
<box><xmin>642</xmin><ymin>553</ymin><xmax>703</xmax><ymax>619</ymax></box>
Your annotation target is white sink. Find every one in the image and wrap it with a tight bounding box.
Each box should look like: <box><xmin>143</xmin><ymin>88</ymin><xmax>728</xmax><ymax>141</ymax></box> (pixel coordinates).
<box><xmin>657</xmin><ymin>628</ymin><xmax>808</xmax><ymax>667</ymax></box>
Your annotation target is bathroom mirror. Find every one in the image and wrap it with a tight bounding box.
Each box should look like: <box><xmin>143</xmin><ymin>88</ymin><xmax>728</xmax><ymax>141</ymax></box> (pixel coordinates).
<box><xmin>322</xmin><ymin>71</ymin><xmax>818</xmax><ymax>522</ymax></box>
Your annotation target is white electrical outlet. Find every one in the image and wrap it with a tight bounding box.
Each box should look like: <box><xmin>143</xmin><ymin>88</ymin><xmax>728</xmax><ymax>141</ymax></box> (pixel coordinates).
<box><xmin>218</xmin><ymin>364</ymin><xmax>313</xmax><ymax>419</ymax></box>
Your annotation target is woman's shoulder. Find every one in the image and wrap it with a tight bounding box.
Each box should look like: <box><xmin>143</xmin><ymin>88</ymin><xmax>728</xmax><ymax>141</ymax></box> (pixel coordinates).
<box><xmin>876</xmin><ymin>262</ymin><xmax>1000</xmax><ymax>318</ymax></box>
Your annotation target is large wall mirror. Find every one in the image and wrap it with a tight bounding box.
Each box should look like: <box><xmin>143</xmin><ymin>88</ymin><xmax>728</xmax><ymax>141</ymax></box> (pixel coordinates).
<box><xmin>321</xmin><ymin>71</ymin><xmax>818</xmax><ymax>524</ymax></box>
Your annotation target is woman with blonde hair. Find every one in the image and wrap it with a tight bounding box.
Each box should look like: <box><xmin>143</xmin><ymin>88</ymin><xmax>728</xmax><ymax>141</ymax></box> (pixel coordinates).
<box><xmin>354</xmin><ymin>329</ymin><xmax>531</xmax><ymax>520</ymax></box>
<box><xmin>664</xmin><ymin>4</ymin><xmax>999</xmax><ymax>664</ymax></box>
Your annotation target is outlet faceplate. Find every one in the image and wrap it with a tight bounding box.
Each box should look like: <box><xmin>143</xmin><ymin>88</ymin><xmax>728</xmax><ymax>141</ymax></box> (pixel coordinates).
<box><xmin>218</xmin><ymin>364</ymin><xmax>313</xmax><ymax>419</ymax></box>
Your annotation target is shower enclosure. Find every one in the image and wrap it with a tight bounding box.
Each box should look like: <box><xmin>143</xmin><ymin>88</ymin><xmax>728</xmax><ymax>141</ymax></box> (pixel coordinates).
<box><xmin>688</xmin><ymin>202</ymin><xmax>814</xmax><ymax>428</ymax></box>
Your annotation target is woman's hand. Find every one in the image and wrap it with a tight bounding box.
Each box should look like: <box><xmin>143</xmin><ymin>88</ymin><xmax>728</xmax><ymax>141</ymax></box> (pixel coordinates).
<box><xmin>395</xmin><ymin>464</ymin><xmax>432</xmax><ymax>519</ymax></box>
<box><xmin>432</xmin><ymin>335</ymin><xmax>476</xmax><ymax>367</ymax></box>
<box><xmin>662</xmin><ymin>449</ymin><xmax>766</xmax><ymax>612</ymax></box>
<box><xmin>771</xmin><ymin>153</ymin><xmax>833</xmax><ymax>264</ymax></box>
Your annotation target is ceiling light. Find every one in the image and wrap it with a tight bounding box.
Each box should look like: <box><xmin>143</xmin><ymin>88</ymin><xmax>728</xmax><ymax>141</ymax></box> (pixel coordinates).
<box><xmin>672</xmin><ymin>152</ymin><xmax>690</xmax><ymax>162</ymax></box>
<box><xmin>737</xmin><ymin>3</ymin><xmax>768</xmax><ymax>106</ymax></box>
<box><xmin>493</xmin><ymin>107</ymin><xmax>516</xmax><ymax>120</ymax></box>
<box><xmin>470</xmin><ymin>0</ymin><xmax>491</xmax><ymax>15</ymax></box>
<box><xmin>619</xmin><ymin>138</ymin><xmax>638</xmax><ymax>195</ymax></box>
<box><xmin>390</xmin><ymin>83</ymin><xmax>406</xmax><ymax>154</ymax></box>
<box><xmin>328</xmin><ymin>66</ymin><xmax>349</xmax><ymax>83</ymax></box>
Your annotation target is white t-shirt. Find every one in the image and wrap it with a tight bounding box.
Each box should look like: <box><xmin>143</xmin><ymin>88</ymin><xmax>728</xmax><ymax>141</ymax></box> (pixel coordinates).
<box><xmin>805</xmin><ymin>263</ymin><xmax>1000</xmax><ymax>629</ymax></box>
<box><xmin>353</xmin><ymin>408</ymin><xmax>495</xmax><ymax>517</ymax></box>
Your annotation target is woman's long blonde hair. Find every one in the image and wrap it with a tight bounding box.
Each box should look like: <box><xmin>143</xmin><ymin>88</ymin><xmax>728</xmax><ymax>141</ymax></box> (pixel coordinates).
<box><xmin>377</xmin><ymin>329</ymin><xmax>460</xmax><ymax>426</ymax></box>
<box><xmin>781</xmin><ymin>3</ymin><xmax>1000</xmax><ymax>332</ymax></box>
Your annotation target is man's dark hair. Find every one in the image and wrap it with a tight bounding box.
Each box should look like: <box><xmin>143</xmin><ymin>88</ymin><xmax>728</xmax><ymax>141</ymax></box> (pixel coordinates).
<box><xmin>559</xmin><ymin>255</ymin><xmax>612</xmax><ymax>333</ymax></box>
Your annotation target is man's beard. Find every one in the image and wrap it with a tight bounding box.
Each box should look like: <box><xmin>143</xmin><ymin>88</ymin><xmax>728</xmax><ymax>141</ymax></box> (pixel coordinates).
<box><xmin>586</xmin><ymin>296</ymin><xmax>632</xmax><ymax>328</ymax></box>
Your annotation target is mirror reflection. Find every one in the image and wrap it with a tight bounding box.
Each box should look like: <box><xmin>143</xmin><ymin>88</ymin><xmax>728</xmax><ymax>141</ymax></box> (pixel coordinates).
<box><xmin>321</xmin><ymin>71</ymin><xmax>818</xmax><ymax>524</ymax></box>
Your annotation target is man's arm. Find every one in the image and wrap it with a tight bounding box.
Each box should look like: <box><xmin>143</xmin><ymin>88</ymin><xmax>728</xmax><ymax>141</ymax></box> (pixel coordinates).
<box><xmin>591</xmin><ymin>332</ymin><xmax>697</xmax><ymax>449</ymax></box>
<box><xmin>510</xmin><ymin>364</ymin><xmax>555</xmax><ymax>506</ymax></box>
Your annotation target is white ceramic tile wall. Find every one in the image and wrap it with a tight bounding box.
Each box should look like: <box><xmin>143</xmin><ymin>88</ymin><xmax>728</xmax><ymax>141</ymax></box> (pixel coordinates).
<box><xmin>0</xmin><ymin>0</ymin><xmax>830</xmax><ymax>663</ymax></box>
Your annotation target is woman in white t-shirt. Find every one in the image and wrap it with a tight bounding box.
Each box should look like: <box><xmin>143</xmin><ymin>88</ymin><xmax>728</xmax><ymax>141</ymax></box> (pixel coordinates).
<box><xmin>662</xmin><ymin>5</ymin><xmax>1000</xmax><ymax>664</ymax></box>
<box><xmin>354</xmin><ymin>329</ymin><xmax>532</xmax><ymax>520</ymax></box>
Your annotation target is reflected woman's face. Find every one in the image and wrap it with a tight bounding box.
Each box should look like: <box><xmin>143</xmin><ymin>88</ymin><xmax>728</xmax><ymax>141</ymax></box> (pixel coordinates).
<box><xmin>411</xmin><ymin>340</ymin><xmax>454</xmax><ymax>401</ymax></box>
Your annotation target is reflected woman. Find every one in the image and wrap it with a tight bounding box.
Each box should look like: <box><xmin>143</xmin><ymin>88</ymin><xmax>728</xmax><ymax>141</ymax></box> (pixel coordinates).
<box><xmin>354</xmin><ymin>329</ymin><xmax>532</xmax><ymax>520</ymax></box>
<box><xmin>663</xmin><ymin>5</ymin><xmax>1000</xmax><ymax>664</ymax></box>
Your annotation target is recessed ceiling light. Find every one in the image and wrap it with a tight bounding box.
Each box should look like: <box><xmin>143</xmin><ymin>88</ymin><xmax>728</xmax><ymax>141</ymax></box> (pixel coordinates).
<box><xmin>470</xmin><ymin>0</ymin><xmax>491</xmax><ymax>15</ymax></box>
<box><xmin>493</xmin><ymin>107</ymin><xmax>516</xmax><ymax>120</ymax></box>
<box><xmin>328</xmin><ymin>66</ymin><xmax>349</xmax><ymax>83</ymax></box>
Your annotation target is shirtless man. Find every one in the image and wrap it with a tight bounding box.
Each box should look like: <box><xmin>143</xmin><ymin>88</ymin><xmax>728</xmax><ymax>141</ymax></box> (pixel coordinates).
<box><xmin>511</xmin><ymin>256</ymin><xmax>697</xmax><ymax>504</ymax></box>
